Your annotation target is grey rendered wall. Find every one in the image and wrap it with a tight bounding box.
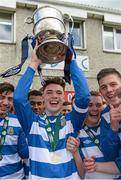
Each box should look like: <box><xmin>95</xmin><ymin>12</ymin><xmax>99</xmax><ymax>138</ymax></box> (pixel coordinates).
<box><xmin>0</xmin><ymin>5</ymin><xmax>121</xmax><ymax>92</ymax></box>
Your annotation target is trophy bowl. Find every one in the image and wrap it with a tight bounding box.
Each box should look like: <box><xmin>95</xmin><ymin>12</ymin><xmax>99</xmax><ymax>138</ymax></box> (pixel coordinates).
<box><xmin>25</xmin><ymin>6</ymin><xmax>69</xmax><ymax>64</ymax></box>
<box><xmin>36</xmin><ymin>38</ymin><xmax>68</xmax><ymax>64</ymax></box>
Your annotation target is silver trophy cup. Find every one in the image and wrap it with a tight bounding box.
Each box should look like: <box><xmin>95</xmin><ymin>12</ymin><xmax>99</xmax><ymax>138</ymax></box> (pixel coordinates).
<box><xmin>25</xmin><ymin>6</ymin><xmax>73</xmax><ymax>64</ymax></box>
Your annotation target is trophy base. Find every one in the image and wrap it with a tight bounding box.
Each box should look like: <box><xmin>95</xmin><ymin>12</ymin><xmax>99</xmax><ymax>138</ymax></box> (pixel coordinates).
<box><xmin>36</xmin><ymin>39</ymin><xmax>68</xmax><ymax>64</ymax></box>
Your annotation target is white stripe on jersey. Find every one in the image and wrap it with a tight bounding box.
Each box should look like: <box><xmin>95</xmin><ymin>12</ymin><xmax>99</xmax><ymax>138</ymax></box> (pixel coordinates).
<box><xmin>73</xmin><ymin>102</ymin><xmax>88</xmax><ymax>113</ymax></box>
<box><xmin>8</xmin><ymin>117</ymin><xmax>21</xmax><ymax>127</ymax></box>
<box><xmin>79</xmin><ymin>128</ymin><xmax>100</xmax><ymax>138</ymax></box>
<box><xmin>4</xmin><ymin>135</ymin><xmax>18</xmax><ymax>145</ymax></box>
<box><xmin>29</xmin><ymin>172</ymin><xmax>80</xmax><ymax>180</ymax></box>
<box><xmin>29</xmin><ymin>147</ymin><xmax>73</xmax><ymax>164</ymax></box>
<box><xmin>81</xmin><ymin>146</ymin><xmax>104</xmax><ymax>158</ymax></box>
<box><xmin>0</xmin><ymin>153</ymin><xmax>21</xmax><ymax>167</ymax></box>
<box><xmin>30</xmin><ymin>120</ymin><xmax>73</xmax><ymax>140</ymax></box>
<box><xmin>0</xmin><ymin>117</ymin><xmax>21</xmax><ymax>127</ymax></box>
<box><xmin>85</xmin><ymin>172</ymin><xmax>118</xmax><ymax>179</ymax></box>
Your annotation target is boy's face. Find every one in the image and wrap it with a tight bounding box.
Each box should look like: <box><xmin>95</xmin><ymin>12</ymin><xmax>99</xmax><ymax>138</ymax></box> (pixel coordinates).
<box><xmin>0</xmin><ymin>91</ymin><xmax>13</xmax><ymax>118</ymax></box>
<box><xmin>29</xmin><ymin>95</ymin><xmax>44</xmax><ymax>115</ymax></box>
<box><xmin>61</xmin><ymin>104</ymin><xmax>72</xmax><ymax>115</ymax></box>
<box><xmin>43</xmin><ymin>84</ymin><xmax>65</xmax><ymax>116</ymax></box>
<box><xmin>99</xmin><ymin>74</ymin><xmax>121</xmax><ymax>107</ymax></box>
<box><xmin>87</xmin><ymin>95</ymin><xmax>103</xmax><ymax>124</ymax></box>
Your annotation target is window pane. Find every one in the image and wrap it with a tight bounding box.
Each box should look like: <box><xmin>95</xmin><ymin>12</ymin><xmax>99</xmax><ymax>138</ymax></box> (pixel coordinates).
<box><xmin>69</xmin><ymin>22</ymin><xmax>82</xmax><ymax>47</ymax></box>
<box><xmin>116</xmin><ymin>29</ymin><xmax>121</xmax><ymax>50</ymax></box>
<box><xmin>103</xmin><ymin>26</ymin><xmax>114</xmax><ymax>49</ymax></box>
<box><xmin>104</xmin><ymin>36</ymin><xmax>114</xmax><ymax>49</ymax></box>
<box><xmin>0</xmin><ymin>12</ymin><xmax>13</xmax><ymax>42</ymax></box>
<box><xmin>0</xmin><ymin>13</ymin><xmax>12</xmax><ymax>23</ymax></box>
<box><xmin>104</xmin><ymin>26</ymin><xmax>113</xmax><ymax>32</ymax></box>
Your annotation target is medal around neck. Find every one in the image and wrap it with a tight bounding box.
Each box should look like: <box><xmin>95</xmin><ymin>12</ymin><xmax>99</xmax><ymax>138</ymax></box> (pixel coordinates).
<box><xmin>51</xmin><ymin>153</ymin><xmax>61</xmax><ymax>163</ymax></box>
<box><xmin>0</xmin><ymin>115</ymin><xmax>9</xmax><ymax>161</ymax></box>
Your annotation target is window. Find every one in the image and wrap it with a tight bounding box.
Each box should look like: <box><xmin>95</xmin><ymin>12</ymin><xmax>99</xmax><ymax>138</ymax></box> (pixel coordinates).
<box><xmin>0</xmin><ymin>12</ymin><xmax>14</xmax><ymax>43</ymax></box>
<box><xmin>116</xmin><ymin>29</ymin><xmax>121</xmax><ymax>50</ymax></box>
<box><xmin>103</xmin><ymin>25</ymin><xmax>121</xmax><ymax>52</ymax></box>
<box><xmin>66</xmin><ymin>20</ymin><xmax>85</xmax><ymax>49</ymax></box>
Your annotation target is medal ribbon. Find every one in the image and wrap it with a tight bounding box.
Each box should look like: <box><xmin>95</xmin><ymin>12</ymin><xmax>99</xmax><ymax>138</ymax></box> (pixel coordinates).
<box><xmin>0</xmin><ymin>116</ymin><xmax>9</xmax><ymax>153</ymax></box>
<box><xmin>44</xmin><ymin>115</ymin><xmax>62</xmax><ymax>151</ymax></box>
<box><xmin>83</xmin><ymin>124</ymin><xmax>100</xmax><ymax>148</ymax></box>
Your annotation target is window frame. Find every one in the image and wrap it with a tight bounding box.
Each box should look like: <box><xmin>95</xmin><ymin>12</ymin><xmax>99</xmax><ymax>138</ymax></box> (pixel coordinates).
<box><xmin>66</xmin><ymin>19</ymin><xmax>86</xmax><ymax>50</ymax></box>
<box><xmin>0</xmin><ymin>10</ymin><xmax>16</xmax><ymax>44</ymax></box>
<box><xmin>102</xmin><ymin>25</ymin><xmax>121</xmax><ymax>53</ymax></box>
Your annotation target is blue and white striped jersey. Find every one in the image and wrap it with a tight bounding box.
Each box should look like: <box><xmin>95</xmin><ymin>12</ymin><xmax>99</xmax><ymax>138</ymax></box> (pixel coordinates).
<box><xmin>13</xmin><ymin>60</ymin><xmax>90</xmax><ymax>179</ymax></box>
<box><xmin>79</xmin><ymin>124</ymin><xmax>119</xmax><ymax>179</ymax></box>
<box><xmin>0</xmin><ymin>113</ymin><xmax>28</xmax><ymax>179</ymax></box>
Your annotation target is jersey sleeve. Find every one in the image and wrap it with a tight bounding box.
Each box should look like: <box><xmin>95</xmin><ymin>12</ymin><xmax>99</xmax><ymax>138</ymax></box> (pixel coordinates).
<box><xmin>100</xmin><ymin>113</ymin><xmax>120</xmax><ymax>161</ymax></box>
<box><xmin>70</xmin><ymin>60</ymin><xmax>90</xmax><ymax>131</ymax></box>
<box><xmin>13</xmin><ymin>67</ymin><xmax>38</xmax><ymax>136</ymax></box>
<box><xmin>18</xmin><ymin>128</ymin><xmax>29</xmax><ymax>159</ymax></box>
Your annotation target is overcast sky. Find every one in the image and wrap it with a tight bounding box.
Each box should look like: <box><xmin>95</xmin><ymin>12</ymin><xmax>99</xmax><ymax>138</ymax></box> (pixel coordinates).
<box><xmin>59</xmin><ymin>0</ymin><xmax>121</xmax><ymax>10</ymax></box>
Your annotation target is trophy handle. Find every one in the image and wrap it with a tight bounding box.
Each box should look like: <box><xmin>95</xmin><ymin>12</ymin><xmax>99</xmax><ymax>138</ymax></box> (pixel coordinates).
<box><xmin>24</xmin><ymin>16</ymin><xmax>33</xmax><ymax>24</ymax></box>
<box><xmin>63</xmin><ymin>14</ymin><xmax>74</xmax><ymax>33</ymax></box>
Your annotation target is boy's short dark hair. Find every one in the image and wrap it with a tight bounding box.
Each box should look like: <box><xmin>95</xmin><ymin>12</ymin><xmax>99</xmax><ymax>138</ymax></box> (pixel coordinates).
<box><xmin>0</xmin><ymin>82</ymin><xmax>14</xmax><ymax>94</ymax></box>
<box><xmin>43</xmin><ymin>77</ymin><xmax>66</xmax><ymax>91</ymax></box>
<box><xmin>97</xmin><ymin>68</ymin><xmax>121</xmax><ymax>83</ymax></box>
<box><xmin>28</xmin><ymin>90</ymin><xmax>43</xmax><ymax>99</ymax></box>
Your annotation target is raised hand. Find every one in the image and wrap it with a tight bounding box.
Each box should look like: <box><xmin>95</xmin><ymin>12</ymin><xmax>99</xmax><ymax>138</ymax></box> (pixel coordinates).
<box><xmin>109</xmin><ymin>104</ymin><xmax>121</xmax><ymax>131</ymax></box>
<box><xmin>29</xmin><ymin>40</ymin><xmax>42</xmax><ymax>70</ymax></box>
<box><xmin>83</xmin><ymin>156</ymin><xmax>95</xmax><ymax>173</ymax></box>
<box><xmin>114</xmin><ymin>86</ymin><xmax>121</xmax><ymax>98</ymax></box>
<box><xmin>66</xmin><ymin>136</ymin><xmax>80</xmax><ymax>155</ymax></box>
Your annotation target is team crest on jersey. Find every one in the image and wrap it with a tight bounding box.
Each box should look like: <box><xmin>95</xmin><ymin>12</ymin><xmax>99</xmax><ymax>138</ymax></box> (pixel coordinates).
<box><xmin>83</xmin><ymin>139</ymin><xmax>91</xmax><ymax>144</ymax></box>
<box><xmin>7</xmin><ymin>127</ymin><xmax>14</xmax><ymax>135</ymax></box>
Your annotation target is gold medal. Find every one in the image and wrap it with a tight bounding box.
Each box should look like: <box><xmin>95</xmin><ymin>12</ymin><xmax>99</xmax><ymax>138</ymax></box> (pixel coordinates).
<box><xmin>51</xmin><ymin>153</ymin><xmax>61</xmax><ymax>163</ymax></box>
